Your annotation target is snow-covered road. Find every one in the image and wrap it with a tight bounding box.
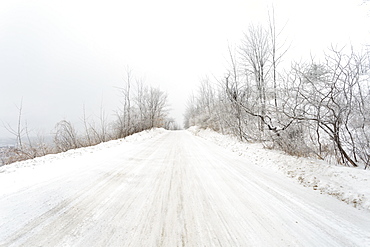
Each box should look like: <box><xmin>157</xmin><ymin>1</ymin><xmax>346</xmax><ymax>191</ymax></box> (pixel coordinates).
<box><xmin>1</xmin><ymin>130</ymin><xmax>369</xmax><ymax>246</ymax></box>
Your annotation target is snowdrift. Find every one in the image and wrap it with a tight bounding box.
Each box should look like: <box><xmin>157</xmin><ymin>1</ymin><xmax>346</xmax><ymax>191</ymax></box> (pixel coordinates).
<box><xmin>188</xmin><ymin>126</ymin><xmax>370</xmax><ymax>212</ymax></box>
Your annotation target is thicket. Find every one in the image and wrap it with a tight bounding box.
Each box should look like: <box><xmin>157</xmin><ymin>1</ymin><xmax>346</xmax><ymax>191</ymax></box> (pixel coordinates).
<box><xmin>1</xmin><ymin>70</ymin><xmax>176</xmax><ymax>165</ymax></box>
<box><xmin>184</xmin><ymin>22</ymin><xmax>370</xmax><ymax>169</ymax></box>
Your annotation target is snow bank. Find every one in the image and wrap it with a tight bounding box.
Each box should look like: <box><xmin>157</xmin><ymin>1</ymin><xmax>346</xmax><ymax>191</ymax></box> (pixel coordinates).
<box><xmin>0</xmin><ymin>128</ymin><xmax>167</xmax><ymax>175</ymax></box>
<box><xmin>188</xmin><ymin>126</ymin><xmax>370</xmax><ymax>211</ymax></box>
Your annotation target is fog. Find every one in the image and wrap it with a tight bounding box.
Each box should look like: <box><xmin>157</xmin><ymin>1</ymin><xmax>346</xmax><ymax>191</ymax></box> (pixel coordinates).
<box><xmin>0</xmin><ymin>0</ymin><xmax>368</xmax><ymax>140</ymax></box>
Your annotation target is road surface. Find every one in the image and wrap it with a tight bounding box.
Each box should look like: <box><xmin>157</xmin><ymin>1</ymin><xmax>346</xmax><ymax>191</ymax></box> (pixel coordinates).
<box><xmin>1</xmin><ymin>131</ymin><xmax>369</xmax><ymax>246</ymax></box>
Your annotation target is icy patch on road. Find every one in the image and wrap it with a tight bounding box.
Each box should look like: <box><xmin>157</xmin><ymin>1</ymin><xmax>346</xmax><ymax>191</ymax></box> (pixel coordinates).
<box><xmin>0</xmin><ymin>128</ymin><xmax>167</xmax><ymax>174</ymax></box>
<box><xmin>188</xmin><ymin>126</ymin><xmax>370</xmax><ymax>211</ymax></box>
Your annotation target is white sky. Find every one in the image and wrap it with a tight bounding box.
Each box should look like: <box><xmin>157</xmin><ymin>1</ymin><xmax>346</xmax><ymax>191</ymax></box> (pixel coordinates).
<box><xmin>0</xmin><ymin>0</ymin><xmax>369</xmax><ymax>138</ymax></box>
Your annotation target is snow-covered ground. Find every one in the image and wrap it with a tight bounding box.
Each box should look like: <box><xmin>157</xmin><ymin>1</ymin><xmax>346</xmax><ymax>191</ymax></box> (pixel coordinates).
<box><xmin>1</xmin><ymin>128</ymin><xmax>369</xmax><ymax>246</ymax></box>
<box><xmin>188</xmin><ymin>126</ymin><xmax>370</xmax><ymax>212</ymax></box>
<box><xmin>0</xmin><ymin>128</ymin><xmax>167</xmax><ymax>195</ymax></box>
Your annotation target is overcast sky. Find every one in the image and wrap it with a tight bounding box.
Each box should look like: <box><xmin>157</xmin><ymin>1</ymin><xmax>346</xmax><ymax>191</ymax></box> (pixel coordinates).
<box><xmin>0</xmin><ymin>0</ymin><xmax>369</xmax><ymax>139</ymax></box>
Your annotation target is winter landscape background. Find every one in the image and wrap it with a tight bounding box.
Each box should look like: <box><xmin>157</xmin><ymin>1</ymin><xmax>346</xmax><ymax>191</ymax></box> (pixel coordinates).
<box><xmin>1</xmin><ymin>1</ymin><xmax>370</xmax><ymax>246</ymax></box>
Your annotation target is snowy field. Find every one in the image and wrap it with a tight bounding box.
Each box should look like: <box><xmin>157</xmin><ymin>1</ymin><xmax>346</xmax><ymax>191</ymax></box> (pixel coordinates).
<box><xmin>188</xmin><ymin>127</ymin><xmax>370</xmax><ymax>212</ymax></box>
<box><xmin>0</xmin><ymin>128</ymin><xmax>369</xmax><ymax>246</ymax></box>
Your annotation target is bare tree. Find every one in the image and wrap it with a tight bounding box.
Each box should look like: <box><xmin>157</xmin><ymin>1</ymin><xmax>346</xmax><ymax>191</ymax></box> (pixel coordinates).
<box><xmin>240</xmin><ymin>25</ymin><xmax>270</xmax><ymax>132</ymax></box>
<box><xmin>113</xmin><ymin>70</ymin><xmax>170</xmax><ymax>137</ymax></box>
<box><xmin>147</xmin><ymin>87</ymin><xmax>168</xmax><ymax>128</ymax></box>
<box><xmin>98</xmin><ymin>98</ymin><xmax>109</xmax><ymax>143</ymax></box>
<box><xmin>3</xmin><ymin>99</ymin><xmax>38</xmax><ymax>162</ymax></box>
<box><xmin>82</xmin><ymin>104</ymin><xmax>93</xmax><ymax>146</ymax></box>
<box><xmin>113</xmin><ymin>67</ymin><xmax>134</xmax><ymax>138</ymax></box>
<box><xmin>164</xmin><ymin>118</ymin><xmax>181</xmax><ymax>130</ymax></box>
<box><xmin>134</xmin><ymin>79</ymin><xmax>149</xmax><ymax>131</ymax></box>
<box><xmin>183</xmin><ymin>93</ymin><xmax>197</xmax><ymax>129</ymax></box>
<box><xmin>284</xmin><ymin>47</ymin><xmax>370</xmax><ymax>167</ymax></box>
<box><xmin>268</xmin><ymin>6</ymin><xmax>289</xmax><ymax>110</ymax></box>
<box><xmin>225</xmin><ymin>46</ymin><xmax>247</xmax><ymax>140</ymax></box>
<box><xmin>54</xmin><ymin>120</ymin><xmax>80</xmax><ymax>152</ymax></box>
<box><xmin>122</xmin><ymin>68</ymin><xmax>132</xmax><ymax>135</ymax></box>
<box><xmin>3</xmin><ymin>99</ymin><xmax>25</xmax><ymax>151</ymax></box>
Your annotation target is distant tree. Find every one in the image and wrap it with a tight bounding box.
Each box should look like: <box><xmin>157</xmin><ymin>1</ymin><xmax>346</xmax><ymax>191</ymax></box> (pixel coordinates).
<box><xmin>113</xmin><ymin>71</ymin><xmax>170</xmax><ymax>136</ymax></box>
<box><xmin>147</xmin><ymin>87</ymin><xmax>168</xmax><ymax>128</ymax></box>
<box><xmin>164</xmin><ymin>118</ymin><xmax>181</xmax><ymax>130</ymax></box>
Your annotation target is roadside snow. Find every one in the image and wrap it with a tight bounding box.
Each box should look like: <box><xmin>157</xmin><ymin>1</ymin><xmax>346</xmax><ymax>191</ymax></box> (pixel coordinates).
<box><xmin>0</xmin><ymin>128</ymin><xmax>167</xmax><ymax>174</ymax></box>
<box><xmin>188</xmin><ymin>126</ymin><xmax>370</xmax><ymax>211</ymax></box>
<box><xmin>0</xmin><ymin>128</ymin><xmax>167</xmax><ymax>197</ymax></box>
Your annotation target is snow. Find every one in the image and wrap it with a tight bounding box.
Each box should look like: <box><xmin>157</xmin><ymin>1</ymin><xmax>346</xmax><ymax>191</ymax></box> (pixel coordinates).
<box><xmin>0</xmin><ymin>128</ymin><xmax>168</xmax><ymax>243</ymax></box>
<box><xmin>0</xmin><ymin>128</ymin><xmax>167</xmax><ymax>174</ymax></box>
<box><xmin>187</xmin><ymin>126</ymin><xmax>370</xmax><ymax>212</ymax></box>
<box><xmin>1</xmin><ymin>127</ymin><xmax>370</xmax><ymax>246</ymax></box>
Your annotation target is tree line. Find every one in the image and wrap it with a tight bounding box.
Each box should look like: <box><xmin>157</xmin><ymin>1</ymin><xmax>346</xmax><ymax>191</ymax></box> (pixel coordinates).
<box><xmin>1</xmin><ymin>70</ymin><xmax>177</xmax><ymax>165</ymax></box>
<box><xmin>184</xmin><ymin>22</ymin><xmax>370</xmax><ymax>169</ymax></box>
